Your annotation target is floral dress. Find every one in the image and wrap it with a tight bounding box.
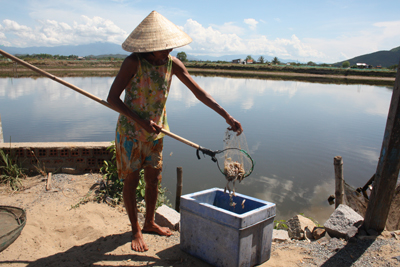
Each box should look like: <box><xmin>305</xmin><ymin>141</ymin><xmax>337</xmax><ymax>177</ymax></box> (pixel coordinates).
<box><xmin>116</xmin><ymin>54</ymin><xmax>173</xmax><ymax>142</ymax></box>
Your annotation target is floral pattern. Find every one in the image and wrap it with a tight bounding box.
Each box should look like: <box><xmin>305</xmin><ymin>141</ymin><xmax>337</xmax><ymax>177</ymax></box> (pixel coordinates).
<box><xmin>116</xmin><ymin>54</ymin><xmax>173</xmax><ymax>142</ymax></box>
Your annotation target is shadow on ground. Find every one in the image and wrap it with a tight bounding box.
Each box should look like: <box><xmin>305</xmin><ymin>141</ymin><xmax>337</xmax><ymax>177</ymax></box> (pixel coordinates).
<box><xmin>321</xmin><ymin>238</ymin><xmax>375</xmax><ymax>267</ymax></box>
<box><xmin>0</xmin><ymin>232</ymin><xmax>211</xmax><ymax>267</ymax></box>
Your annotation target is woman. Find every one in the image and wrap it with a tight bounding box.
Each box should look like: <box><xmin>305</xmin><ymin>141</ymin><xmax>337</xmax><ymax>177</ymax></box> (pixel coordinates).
<box><xmin>107</xmin><ymin>11</ymin><xmax>243</xmax><ymax>252</ymax></box>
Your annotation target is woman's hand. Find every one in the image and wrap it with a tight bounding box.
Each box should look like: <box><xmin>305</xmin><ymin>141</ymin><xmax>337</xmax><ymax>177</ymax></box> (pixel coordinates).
<box><xmin>226</xmin><ymin>116</ymin><xmax>243</xmax><ymax>135</ymax></box>
<box><xmin>141</xmin><ymin>119</ymin><xmax>162</xmax><ymax>135</ymax></box>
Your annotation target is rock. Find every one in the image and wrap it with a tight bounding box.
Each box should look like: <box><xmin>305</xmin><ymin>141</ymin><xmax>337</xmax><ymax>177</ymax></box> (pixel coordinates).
<box><xmin>155</xmin><ymin>204</ymin><xmax>180</xmax><ymax>231</ymax></box>
<box><xmin>392</xmin><ymin>256</ymin><xmax>400</xmax><ymax>262</ymax></box>
<box><xmin>304</xmin><ymin>226</ymin><xmax>313</xmax><ymax>241</ymax></box>
<box><xmin>327</xmin><ymin>195</ymin><xmax>335</xmax><ymax>205</ymax></box>
<box><xmin>316</xmin><ymin>232</ymin><xmax>331</xmax><ymax>245</ymax></box>
<box><xmin>379</xmin><ymin>230</ymin><xmax>392</xmax><ymax>239</ymax></box>
<box><xmin>393</xmin><ymin>230</ymin><xmax>400</xmax><ymax>240</ymax></box>
<box><xmin>61</xmin><ymin>167</ymin><xmax>79</xmax><ymax>174</ymax></box>
<box><xmin>272</xmin><ymin>229</ymin><xmax>290</xmax><ymax>243</ymax></box>
<box><xmin>312</xmin><ymin>227</ymin><xmax>326</xmax><ymax>240</ymax></box>
<box><xmin>324</xmin><ymin>204</ymin><xmax>364</xmax><ymax>240</ymax></box>
<box><xmin>287</xmin><ymin>215</ymin><xmax>316</xmax><ymax>240</ymax></box>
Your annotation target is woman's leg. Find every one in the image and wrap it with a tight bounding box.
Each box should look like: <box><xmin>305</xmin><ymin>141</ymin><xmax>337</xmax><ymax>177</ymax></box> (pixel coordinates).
<box><xmin>142</xmin><ymin>166</ymin><xmax>172</xmax><ymax>236</ymax></box>
<box><xmin>123</xmin><ymin>170</ymin><xmax>149</xmax><ymax>252</ymax></box>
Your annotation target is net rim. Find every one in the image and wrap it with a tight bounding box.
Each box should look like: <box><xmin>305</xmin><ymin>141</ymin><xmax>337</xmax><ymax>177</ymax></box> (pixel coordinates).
<box><xmin>216</xmin><ymin>148</ymin><xmax>255</xmax><ymax>178</ymax></box>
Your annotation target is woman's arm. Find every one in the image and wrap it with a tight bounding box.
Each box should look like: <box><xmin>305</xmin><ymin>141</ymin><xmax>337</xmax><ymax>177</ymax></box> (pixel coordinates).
<box><xmin>172</xmin><ymin>57</ymin><xmax>243</xmax><ymax>134</ymax></box>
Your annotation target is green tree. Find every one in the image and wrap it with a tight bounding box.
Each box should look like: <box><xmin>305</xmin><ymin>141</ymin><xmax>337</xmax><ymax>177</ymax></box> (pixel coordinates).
<box><xmin>246</xmin><ymin>55</ymin><xmax>253</xmax><ymax>61</ymax></box>
<box><xmin>272</xmin><ymin>57</ymin><xmax>280</xmax><ymax>65</ymax></box>
<box><xmin>177</xmin><ymin>51</ymin><xmax>188</xmax><ymax>62</ymax></box>
<box><xmin>342</xmin><ymin>61</ymin><xmax>350</xmax><ymax>68</ymax></box>
<box><xmin>258</xmin><ymin>56</ymin><xmax>265</xmax><ymax>64</ymax></box>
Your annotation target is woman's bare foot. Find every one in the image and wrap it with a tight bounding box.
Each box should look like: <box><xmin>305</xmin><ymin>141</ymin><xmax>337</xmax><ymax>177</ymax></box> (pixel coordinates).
<box><xmin>142</xmin><ymin>222</ymin><xmax>173</xmax><ymax>236</ymax></box>
<box><xmin>131</xmin><ymin>230</ymin><xmax>149</xmax><ymax>252</ymax></box>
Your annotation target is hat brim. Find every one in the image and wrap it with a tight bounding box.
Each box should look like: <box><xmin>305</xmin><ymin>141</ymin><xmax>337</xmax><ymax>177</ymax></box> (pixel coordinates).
<box><xmin>122</xmin><ymin>11</ymin><xmax>192</xmax><ymax>53</ymax></box>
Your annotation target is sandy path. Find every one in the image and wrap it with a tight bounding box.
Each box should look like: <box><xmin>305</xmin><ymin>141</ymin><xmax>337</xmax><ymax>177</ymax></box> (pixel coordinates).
<box><xmin>1</xmin><ymin>173</ymin><xmax>399</xmax><ymax>267</ymax></box>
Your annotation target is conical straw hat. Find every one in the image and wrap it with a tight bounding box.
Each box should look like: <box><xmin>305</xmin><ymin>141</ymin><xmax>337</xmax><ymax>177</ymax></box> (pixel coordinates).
<box><xmin>122</xmin><ymin>11</ymin><xmax>192</xmax><ymax>53</ymax></box>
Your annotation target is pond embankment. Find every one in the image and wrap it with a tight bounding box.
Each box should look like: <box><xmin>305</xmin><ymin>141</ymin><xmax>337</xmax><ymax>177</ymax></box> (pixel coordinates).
<box><xmin>0</xmin><ymin>59</ymin><xmax>397</xmax><ymax>86</ymax></box>
<box><xmin>0</xmin><ymin>142</ymin><xmax>112</xmax><ymax>175</ymax></box>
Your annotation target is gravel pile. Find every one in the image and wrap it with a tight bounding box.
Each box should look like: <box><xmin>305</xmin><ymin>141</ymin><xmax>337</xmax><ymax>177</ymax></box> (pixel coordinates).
<box><xmin>272</xmin><ymin>234</ymin><xmax>400</xmax><ymax>266</ymax></box>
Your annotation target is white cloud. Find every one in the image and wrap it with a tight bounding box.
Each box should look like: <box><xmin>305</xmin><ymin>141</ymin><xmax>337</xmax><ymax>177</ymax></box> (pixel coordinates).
<box><xmin>209</xmin><ymin>22</ymin><xmax>245</xmax><ymax>35</ymax></box>
<box><xmin>1</xmin><ymin>13</ymin><xmax>399</xmax><ymax>63</ymax></box>
<box><xmin>0</xmin><ymin>16</ymin><xmax>127</xmax><ymax>47</ymax></box>
<box><xmin>0</xmin><ymin>24</ymin><xmax>6</xmax><ymax>41</ymax></box>
<box><xmin>183</xmin><ymin>19</ymin><xmax>247</xmax><ymax>55</ymax></box>
<box><xmin>2</xmin><ymin>19</ymin><xmax>32</xmax><ymax>32</ymax></box>
<box><xmin>244</xmin><ymin>18</ymin><xmax>258</xmax><ymax>31</ymax></box>
<box><xmin>182</xmin><ymin>19</ymin><xmax>325</xmax><ymax>60</ymax></box>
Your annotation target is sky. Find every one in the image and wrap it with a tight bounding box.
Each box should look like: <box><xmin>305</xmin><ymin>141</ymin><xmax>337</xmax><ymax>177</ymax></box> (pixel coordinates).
<box><xmin>0</xmin><ymin>0</ymin><xmax>399</xmax><ymax>63</ymax></box>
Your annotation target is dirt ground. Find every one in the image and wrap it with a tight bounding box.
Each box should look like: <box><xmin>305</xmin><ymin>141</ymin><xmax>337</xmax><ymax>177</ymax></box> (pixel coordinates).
<box><xmin>0</xmin><ymin>173</ymin><xmax>400</xmax><ymax>267</ymax></box>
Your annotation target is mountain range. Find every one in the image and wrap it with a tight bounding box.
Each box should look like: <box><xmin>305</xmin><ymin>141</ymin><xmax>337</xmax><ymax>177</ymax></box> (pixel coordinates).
<box><xmin>1</xmin><ymin>42</ymin><xmax>399</xmax><ymax>67</ymax></box>
<box><xmin>333</xmin><ymin>46</ymin><xmax>400</xmax><ymax>68</ymax></box>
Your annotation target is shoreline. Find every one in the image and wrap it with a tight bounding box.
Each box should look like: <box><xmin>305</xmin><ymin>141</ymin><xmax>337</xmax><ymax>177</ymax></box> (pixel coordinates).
<box><xmin>0</xmin><ymin>64</ymin><xmax>396</xmax><ymax>86</ymax></box>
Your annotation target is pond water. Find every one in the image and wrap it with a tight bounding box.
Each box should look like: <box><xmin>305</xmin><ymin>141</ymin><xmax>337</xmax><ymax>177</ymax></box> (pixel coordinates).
<box><xmin>0</xmin><ymin>75</ymin><xmax>393</xmax><ymax>223</ymax></box>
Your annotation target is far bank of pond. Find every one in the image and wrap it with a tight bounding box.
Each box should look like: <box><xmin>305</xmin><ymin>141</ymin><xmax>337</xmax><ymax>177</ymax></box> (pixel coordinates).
<box><xmin>0</xmin><ymin>60</ymin><xmax>396</xmax><ymax>86</ymax></box>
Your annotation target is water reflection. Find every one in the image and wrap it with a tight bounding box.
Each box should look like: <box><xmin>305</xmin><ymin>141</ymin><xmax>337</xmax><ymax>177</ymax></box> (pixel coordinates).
<box><xmin>0</xmin><ymin>76</ymin><xmax>393</xmax><ymax>223</ymax></box>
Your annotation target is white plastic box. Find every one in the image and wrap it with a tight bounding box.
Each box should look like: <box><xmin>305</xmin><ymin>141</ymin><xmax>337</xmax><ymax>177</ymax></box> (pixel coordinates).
<box><xmin>180</xmin><ymin>188</ymin><xmax>276</xmax><ymax>267</ymax></box>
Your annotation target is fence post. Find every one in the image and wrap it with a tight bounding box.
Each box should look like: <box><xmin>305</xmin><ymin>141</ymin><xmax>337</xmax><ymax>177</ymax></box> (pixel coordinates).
<box><xmin>175</xmin><ymin>167</ymin><xmax>183</xmax><ymax>212</ymax></box>
<box><xmin>364</xmin><ymin>60</ymin><xmax>400</xmax><ymax>232</ymax></box>
<box><xmin>0</xmin><ymin>114</ymin><xmax>3</xmax><ymax>143</ymax></box>
<box><xmin>334</xmin><ymin>156</ymin><xmax>344</xmax><ymax>208</ymax></box>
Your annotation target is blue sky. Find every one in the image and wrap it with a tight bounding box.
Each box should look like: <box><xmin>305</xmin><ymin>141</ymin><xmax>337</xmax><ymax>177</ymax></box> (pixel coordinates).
<box><xmin>0</xmin><ymin>0</ymin><xmax>399</xmax><ymax>63</ymax></box>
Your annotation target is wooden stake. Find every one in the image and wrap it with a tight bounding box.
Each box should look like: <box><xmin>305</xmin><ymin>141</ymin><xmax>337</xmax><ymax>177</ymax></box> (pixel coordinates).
<box><xmin>46</xmin><ymin>172</ymin><xmax>52</xmax><ymax>191</ymax></box>
<box><xmin>364</xmin><ymin>60</ymin><xmax>400</xmax><ymax>232</ymax></box>
<box><xmin>0</xmin><ymin>114</ymin><xmax>3</xmax><ymax>143</ymax></box>
<box><xmin>334</xmin><ymin>156</ymin><xmax>344</xmax><ymax>208</ymax></box>
<box><xmin>175</xmin><ymin>167</ymin><xmax>183</xmax><ymax>212</ymax></box>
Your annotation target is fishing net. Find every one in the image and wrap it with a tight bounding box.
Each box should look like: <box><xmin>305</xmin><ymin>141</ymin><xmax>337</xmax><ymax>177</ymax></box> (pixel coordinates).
<box><xmin>216</xmin><ymin>130</ymin><xmax>254</xmax><ymax>206</ymax></box>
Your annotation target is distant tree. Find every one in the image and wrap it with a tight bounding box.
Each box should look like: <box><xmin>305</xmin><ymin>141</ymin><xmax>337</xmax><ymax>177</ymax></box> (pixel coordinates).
<box><xmin>388</xmin><ymin>64</ymin><xmax>398</xmax><ymax>70</ymax></box>
<box><xmin>177</xmin><ymin>52</ymin><xmax>188</xmax><ymax>62</ymax></box>
<box><xmin>342</xmin><ymin>61</ymin><xmax>350</xmax><ymax>68</ymax></box>
<box><xmin>307</xmin><ymin>61</ymin><xmax>317</xmax><ymax>66</ymax></box>
<box><xmin>272</xmin><ymin>57</ymin><xmax>280</xmax><ymax>65</ymax></box>
<box><xmin>246</xmin><ymin>55</ymin><xmax>253</xmax><ymax>61</ymax></box>
<box><xmin>258</xmin><ymin>56</ymin><xmax>265</xmax><ymax>64</ymax></box>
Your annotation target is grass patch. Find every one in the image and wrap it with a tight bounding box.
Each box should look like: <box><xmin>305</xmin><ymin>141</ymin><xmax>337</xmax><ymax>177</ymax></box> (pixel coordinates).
<box><xmin>0</xmin><ymin>149</ymin><xmax>26</xmax><ymax>191</ymax></box>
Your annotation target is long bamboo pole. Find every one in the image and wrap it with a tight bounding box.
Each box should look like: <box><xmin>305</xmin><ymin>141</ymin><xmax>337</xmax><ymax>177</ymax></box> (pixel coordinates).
<box><xmin>0</xmin><ymin>49</ymin><xmax>200</xmax><ymax>150</ymax></box>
